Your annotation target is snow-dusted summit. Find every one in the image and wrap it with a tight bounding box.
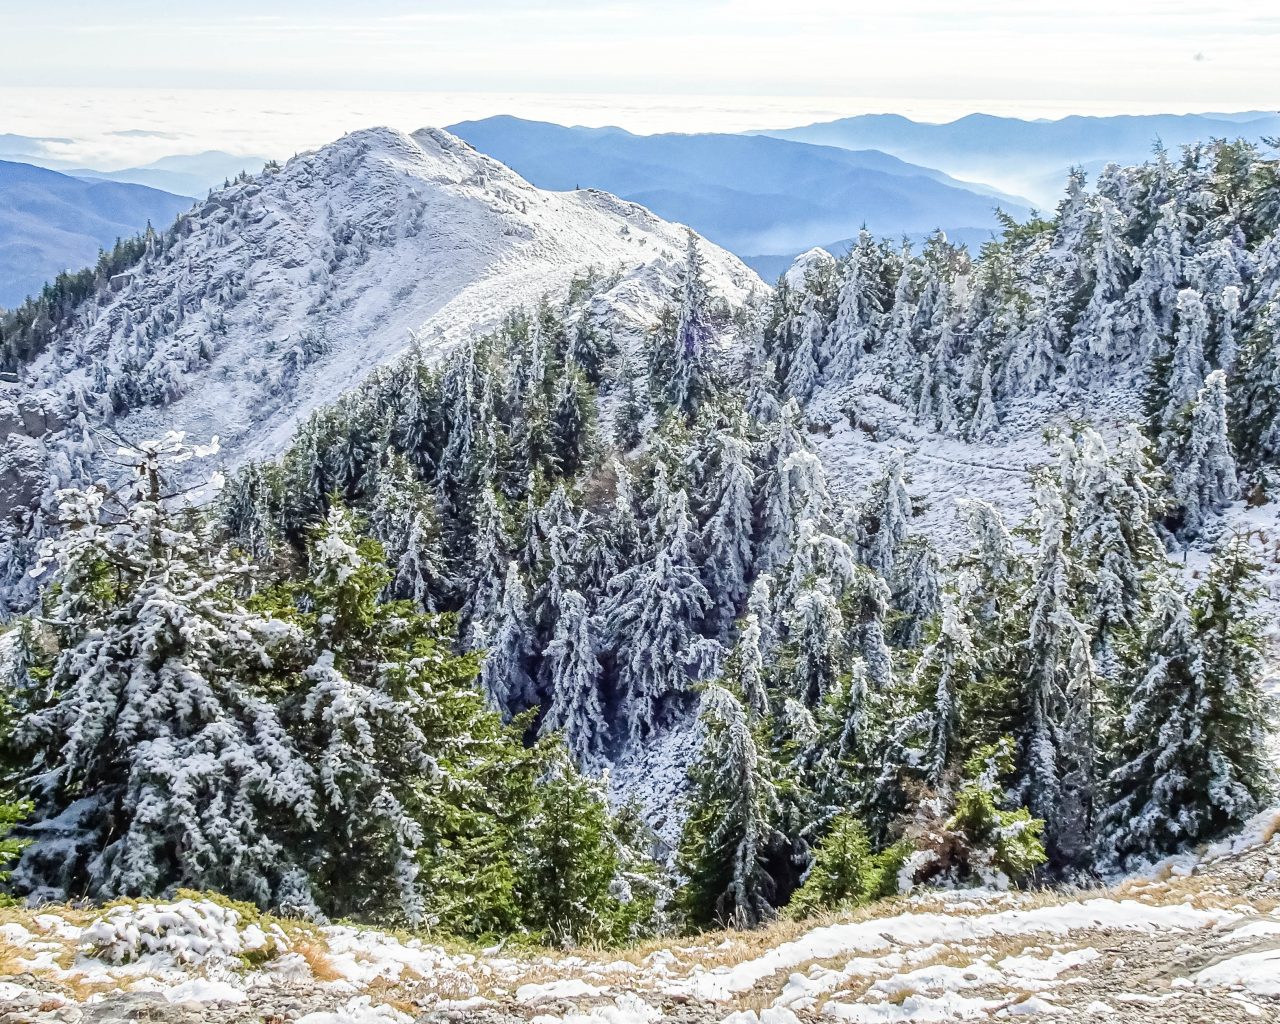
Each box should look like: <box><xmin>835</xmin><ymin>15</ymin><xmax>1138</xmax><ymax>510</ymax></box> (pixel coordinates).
<box><xmin>22</xmin><ymin>126</ymin><xmax>761</xmax><ymax>470</ymax></box>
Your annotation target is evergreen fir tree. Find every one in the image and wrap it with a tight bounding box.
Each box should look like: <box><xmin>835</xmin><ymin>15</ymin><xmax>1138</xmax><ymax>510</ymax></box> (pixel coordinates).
<box><xmin>600</xmin><ymin>488</ymin><xmax>713</xmax><ymax>740</ymax></box>
<box><xmin>667</xmin><ymin>232</ymin><xmax>716</xmax><ymax>419</ymax></box>
<box><xmin>1170</xmin><ymin>369</ymin><xmax>1238</xmax><ymax>536</ymax></box>
<box><xmin>539</xmin><ymin>590</ymin><xmax>608</xmax><ymax>768</ymax></box>
<box><xmin>477</xmin><ymin>561</ymin><xmax>538</xmax><ymax>718</ymax></box>
<box><xmin>677</xmin><ymin>684</ymin><xmax>785</xmax><ymax>928</ymax></box>
<box><xmin>700</xmin><ymin>433</ymin><xmax>757</xmax><ymax>634</ymax></box>
<box><xmin>12</xmin><ymin>436</ymin><xmax>318</xmax><ymax>906</ymax></box>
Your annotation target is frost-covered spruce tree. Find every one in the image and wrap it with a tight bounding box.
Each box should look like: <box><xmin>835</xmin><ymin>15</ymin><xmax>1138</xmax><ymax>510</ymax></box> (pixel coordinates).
<box><xmin>538</xmin><ymin>589</ymin><xmax>607</xmax><ymax>768</ymax></box>
<box><xmin>677</xmin><ymin>684</ymin><xmax>785</xmax><ymax>928</ymax></box>
<box><xmin>912</xmin><ymin>588</ymin><xmax>981</xmax><ymax>787</ymax></box>
<box><xmin>1069</xmin><ymin>427</ymin><xmax>1163</xmax><ymax>684</ymax></box>
<box><xmin>532</xmin><ymin>484</ymin><xmax>580</xmax><ymax>635</ymax></box>
<box><xmin>862</xmin><ymin>451</ymin><xmax>913</xmax><ymax>579</ymax></box>
<box><xmin>581</xmin><ymin>459</ymin><xmax>642</xmax><ymax>596</ymax></box>
<box><xmin>550</xmin><ymin>364</ymin><xmax>597</xmax><ymax>478</ymax></box>
<box><xmin>477</xmin><ymin>561</ymin><xmax>538</xmax><ymax>718</ymax></box>
<box><xmin>877</xmin><ymin>256</ymin><xmax>918</xmax><ymax>402</ymax></box>
<box><xmin>368</xmin><ymin>455</ymin><xmax>450</xmax><ymax>610</ymax></box>
<box><xmin>786</xmin><ymin>584</ymin><xmax>846</xmax><ymax>706</ymax></box>
<box><xmin>1099</xmin><ymin>539</ymin><xmax>1272</xmax><ymax>868</ymax></box>
<box><xmin>220</xmin><ymin>460</ymin><xmax>280</xmax><ymax>565</ymax></box>
<box><xmin>700</xmin><ymin>432</ymin><xmax>757</xmax><ymax>634</ymax></box>
<box><xmin>1013</xmin><ymin>477</ymin><xmax>1096</xmax><ymax>868</ymax></box>
<box><xmin>612</xmin><ymin>362</ymin><xmax>648</xmax><ymax>451</ymax></box>
<box><xmin>12</xmin><ymin>434</ymin><xmax>317</xmax><ymax>907</ymax></box>
<box><xmin>465</xmin><ymin>486</ymin><xmax>512</xmax><ymax>637</ymax></box>
<box><xmin>1185</xmin><ymin>539</ymin><xmax>1274</xmax><ymax>819</ymax></box>
<box><xmin>666</xmin><ymin>231</ymin><xmax>716</xmax><ymax>420</ymax></box>
<box><xmin>848</xmin><ymin>566</ymin><xmax>895</xmax><ymax>693</ymax></box>
<box><xmin>890</xmin><ymin>536</ymin><xmax>941</xmax><ymax>648</ymax></box>
<box><xmin>1096</xmin><ymin>579</ymin><xmax>1204</xmax><ymax>867</ymax></box>
<box><xmin>1170</xmin><ymin>369</ymin><xmax>1238</xmax><ymax>536</ymax></box>
<box><xmin>784</xmin><ymin>290</ymin><xmax>823</xmax><ymax>401</ymax></box>
<box><xmin>601</xmin><ymin>487</ymin><xmax>713</xmax><ymax>740</ymax></box>
<box><xmin>825</xmin><ymin>230</ymin><xmax>884</xmax><ymax>380</ymax></box>
<box><xmin>968</xmin><ymin>359</ymin><xmax>1000</xmax><ymax>441</ymax></box>
<box><xmin>748</xmin><ymin>573</ymin><xmax>779</xmax><ymax>656</ymax></box>
<box><xmin>1164</xmin><ymin>288</ymin><xmax>1210</xmax><ymax>423</ymax></box>
<box><xmin>1074</xmin><ymin>196</ymin><xmax>1133</xmax><ymax>366</ymax></box>
<box><xmin>757</xmin><ymin>400</ymin><xmax>815</xmax><ymax>572</ymax></box>
<box><xmin>285</xmin><ymin>505</ymin><xmax>478</xmax><ymax>924</ymax></box>
<box><xmin>1229</xmin><ymin>301</ymin><xmax>1280</xmax><ymax>468</ymax></box>
<box><xmin>729</xmin><ymin>614</ymin><xmax>771</xmax><ymax>720</ymax></box>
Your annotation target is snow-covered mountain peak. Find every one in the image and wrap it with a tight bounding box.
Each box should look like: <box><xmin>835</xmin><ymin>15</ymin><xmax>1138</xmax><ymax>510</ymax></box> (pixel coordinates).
<box><xmin>20</xmin><ymin>125</ymin><xmax>762</xmax><ymax>475</ymax></box>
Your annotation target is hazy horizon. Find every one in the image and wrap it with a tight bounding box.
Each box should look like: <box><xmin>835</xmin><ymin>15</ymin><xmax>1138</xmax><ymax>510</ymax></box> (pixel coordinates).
<box><xmin>2</xmin><ymin>86</ymin><xmax>1276</xmax><ymax>172</ymax></box>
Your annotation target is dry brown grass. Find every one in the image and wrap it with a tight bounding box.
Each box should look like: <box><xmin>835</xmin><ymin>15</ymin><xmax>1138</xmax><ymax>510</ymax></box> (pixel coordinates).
<box><xmin>0</xmin><ymin>935</ymin><xmax>37</xmax><ymax>978</ymax></box>
<box><xmin>292</xmin><ymin>938</ymin><xmax>343</xmax><ymax>983</ymax></box>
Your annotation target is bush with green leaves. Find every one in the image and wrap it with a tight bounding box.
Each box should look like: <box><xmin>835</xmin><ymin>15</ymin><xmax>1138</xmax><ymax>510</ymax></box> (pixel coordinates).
<box><xmin>786</xmin><ymin>813</ymin><xmax>909</xmax><ymax>919</ymax></box>
<box><xmin>898</xmin><ymin>738</ymin><xmax>1047</xmax><ymax>891</ymax></box>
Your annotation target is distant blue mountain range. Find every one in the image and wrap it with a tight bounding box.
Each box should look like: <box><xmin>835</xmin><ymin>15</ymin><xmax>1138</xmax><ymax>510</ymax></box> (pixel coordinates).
<box><xmin>0</xmin><ymin>135</ymin><xmax>267</xmax><ymax>200</ymax></box>
<box><xmin>757</xmin><ymin>111</ymin><xmax>1280</xmax><ymax>208</ymax></box>
<box><xmin>0</xmin><ymin>160</ymin><xmax>193</xmax><ymax>309</ymax></box>
<box><xmin>447</xmin><ymin>116</ymin><xmax>1031</xmax><ymax>273</ymax></box>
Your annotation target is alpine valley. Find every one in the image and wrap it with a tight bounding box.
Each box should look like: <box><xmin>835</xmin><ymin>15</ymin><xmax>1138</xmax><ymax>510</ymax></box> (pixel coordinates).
<box><xmin>0</xmin><ymin>119</ymin><xmax>1278</xmax><ymax>1023</ymax></box>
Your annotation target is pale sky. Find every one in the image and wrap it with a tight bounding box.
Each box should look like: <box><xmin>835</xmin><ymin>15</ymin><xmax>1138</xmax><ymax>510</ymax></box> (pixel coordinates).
<box><xmin>1</xmin><ymin>0</ymin><xmax>1276</xmax><ymax>168</ymax></box>
<box><xmin>5</xmin><ymin>0</ymin><xmax>1277</xmax><ymax>104</ymax></box>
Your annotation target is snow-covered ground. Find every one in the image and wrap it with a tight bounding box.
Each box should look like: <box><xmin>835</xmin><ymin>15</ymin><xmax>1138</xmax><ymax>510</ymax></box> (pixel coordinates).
<box><xmin>2</xmin><ymin>807</ymin><xmax>1277</xmax><ymax>1023</ymax></box>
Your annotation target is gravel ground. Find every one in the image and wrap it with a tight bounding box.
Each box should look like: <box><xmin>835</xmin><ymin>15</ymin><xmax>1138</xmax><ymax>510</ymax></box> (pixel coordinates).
<box><xmin>2</xmin><ymin>829</ymin><xmax>1278</xmax><ymax>1024</ymax></box>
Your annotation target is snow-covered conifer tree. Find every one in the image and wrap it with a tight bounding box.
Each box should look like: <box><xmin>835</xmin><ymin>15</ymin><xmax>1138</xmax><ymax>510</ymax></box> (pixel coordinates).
<box><xmin>477</xmin><ymin>561</ymin><xmax>538</xmax><ymax>718</ymax></box>
<box><xmin>13</xmin><ymin>435</ymin><xmax>317</xmax><ymax>906</ymax></box>
<box><xmin>731</xmin><ymin>614</ymin><xmax>770</xmax><ymax>720</ymax></box>
<box><xmin>1013</xmin><ymin>477</ymin><xmax>1096</xmax><ymax>867</ymax></box>
<box><xmin>1100</xmin><ymin>543</ymin><xmax>1273</xmax><ymax>866</ymax></box>
<box><xmin>676</xmin><ymin>684</ymin><xmax>784</xmax><ymax>928</ymax></box>
<box><xmin>890</xmin><ymin>536</ymin><xmax>942</xmax><ymax>648</ymax></box>
<box><xmin>369</xmin><ymin>456</ymin><xmax>450</xmax><ymax>610</ymax></box>
<box><xmin>825</xmin><ymin>230</ymin><xmax>883</xmax><ymax>380</ymax></box>
<box><xmin>667</xmin><ymin>232</ymin><xmax>716</xmax><ymax>419</ymax></box>
<box><xmin>913</xmin><ymin>589</ymin><xmax>980</xmax><ymax>786</ymax></box>
<box><xmin>862</xmin><ymin>451</ymin><xmax>913</xmax><ymax>579</ymax></box>
<box><xmin>968</xmin><ymin>359</ymin><xmax>1000</xmax><ymax>441</ymax></box>
<box><xmin>600</xmin><ymin>488</ymin><xmax>713</xmax><ymax>740</ymax></box>
<box><xmin>784</xmin><ymin>290</ymin><xmax>823</xmax><ymax>400</ymax></box>
<box><xmin>1069</xmin><ymin>427</ymin><xmax>1163</xmax><ymax>683</ymax></box>
<box><xmin>787</xmin><ymin>584</ymin><xmax>846</xmax><ymax>706</ymax></box>
<box><xmin>700</xmin><ymin>433</ymin><xmax>757</xmax><ymax>634</ymax></box>
<box><xmin>466</xmin><ymin>486</ymin><xmax>512</xmax><ymax>635</ymax></box>
<box><xmin>538</xmin><ymin>590</ymin><xmax>607</xmax><ymax>768</ymax></box>
<box><xmin>1170</xmin><ymin>369</ymin><xmax>1238</xmax><ymax>536</ymax></box>
<box><xmin>550</xmin><ymin>365</ymin><xmax>597</xmax><ymax>478</ymax></box>
<box><xmin>1165</xmin><ymin>288</ymin><xmax>1210</xmax><ymax>422</ymax></box>
<box><xmin>757</xmin><ymin>400</ymin><xmax>817</xmax><ymax>572</ymax></box>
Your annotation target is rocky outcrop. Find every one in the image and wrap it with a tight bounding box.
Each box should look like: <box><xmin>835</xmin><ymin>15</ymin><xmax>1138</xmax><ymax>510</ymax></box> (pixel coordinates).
<box><xmin>0</xmin><ymin>388</ymin><xmax>61</xmax><ymax>525</ymax></box>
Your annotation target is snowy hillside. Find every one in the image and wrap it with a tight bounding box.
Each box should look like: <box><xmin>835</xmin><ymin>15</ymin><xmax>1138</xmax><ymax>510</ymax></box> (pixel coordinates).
<box><xmin>16</xmin><ymin>125</ymin><xmax>759</xmax><ymax>474</ymax></box>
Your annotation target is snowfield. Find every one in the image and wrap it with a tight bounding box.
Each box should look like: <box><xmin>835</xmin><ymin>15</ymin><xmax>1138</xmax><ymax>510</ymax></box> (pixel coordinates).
<box><xmin>1</xmin><ymin>807</ymin><xmax>1277</xmax><ymax>1023</ymax></box>
<box><xmin>19</xmin><ymin>125</ymin><xmax>760</xmax><ymax>476</ymax></box>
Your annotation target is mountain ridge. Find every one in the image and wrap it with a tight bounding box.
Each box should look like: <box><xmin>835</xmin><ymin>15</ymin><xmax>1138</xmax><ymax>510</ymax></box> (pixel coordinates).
<box><xmin>11</xmin><ymin>124</ymin><xmax>759</xmax><ymax>481</ymax></box>
<box><xmin>757</xmin><ymin>110</ymin><xmax>1280</xmax><ymax>207</ymax></box>
<box><xmin>446</xmin><ymin>115</ymin><xmax>1030</xmax><ymax>262</ymax></box>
